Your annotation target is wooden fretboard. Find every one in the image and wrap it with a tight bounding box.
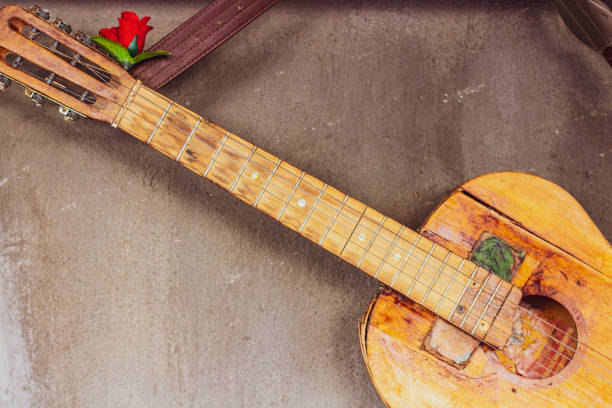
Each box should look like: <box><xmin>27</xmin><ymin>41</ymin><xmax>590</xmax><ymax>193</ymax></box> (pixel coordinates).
<box><xmin>113</xmin><ymin>81</ymin><xmax>520</xmax><ymax>348</ymax></box>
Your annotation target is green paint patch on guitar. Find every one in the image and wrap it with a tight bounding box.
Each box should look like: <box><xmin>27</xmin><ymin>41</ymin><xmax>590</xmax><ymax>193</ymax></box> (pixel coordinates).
<box><xmin>471</xmin><ymin>234</ymin><xmax>524</xmax><ymax>281</ymax></box>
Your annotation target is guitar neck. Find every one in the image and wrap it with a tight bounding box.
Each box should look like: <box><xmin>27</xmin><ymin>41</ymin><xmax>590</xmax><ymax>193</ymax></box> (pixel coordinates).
<box><xmin>114</xmin><ymin>81</ymin><xmax>519</xmax><ymax>348</ymax></box>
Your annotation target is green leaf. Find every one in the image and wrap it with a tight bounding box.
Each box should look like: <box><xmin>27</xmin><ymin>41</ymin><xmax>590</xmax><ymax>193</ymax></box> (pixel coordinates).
<box><xmin>132</xmin><ymin>50</ymin><xmax>171</xmax><ymax>65</ymax></box>
<box><xmin>127</xmin><ymin>35</ymin><xmax>139</xmax><ymax>58</ymax></box>
<box><xmin>91</xmin><ymin>35</ymin><xmax>132</xmax><ymax>65</ymax></box>
<box><xmin>91</xmin><ymin>36</ymin><xmax>170</xmax><ymax>70</ymax></box>
<box><xmin>470</xmin><ymin>236</ymin><xmax>515</xmax><ymax>281</ymax></box>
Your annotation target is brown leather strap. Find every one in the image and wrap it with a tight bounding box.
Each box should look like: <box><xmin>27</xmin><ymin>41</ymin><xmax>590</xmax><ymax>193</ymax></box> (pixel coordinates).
<box><xmin>604</xmin><ymin>47</ymin><xmax>612</xmax><ymax>67</ymax></box>
<box><xmin>131</xmin><ymin>0</ymin><xmax>280</xmax><ymax>90</ymax></box>
<box><xmin>552</xmin><ymin>0</ymin><xmax>612</xmax><ymax>67</ymax></box>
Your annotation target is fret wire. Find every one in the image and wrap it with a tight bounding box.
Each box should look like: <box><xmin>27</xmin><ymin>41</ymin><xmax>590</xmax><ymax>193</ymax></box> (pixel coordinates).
<box><xmin>203</xmin><ymin>131</ymin><xmax>230</xmax><ymax>177</ymax></box>
<box><xmin>421</xmin><ymin>251</ymin><xmax>451</xmax><ymax>304</ymax></box>
<box><xmin>106</xmin><ymin>85</ymin><xmax>550</xmax><ymax>324</ymax></box>
<box><xmin>122</xmin><ymin>100</ymin><xmax>511</xmax><ymax>322</ymax></box>
<box><xmin>95</xmin><ymin>84</ymin><xmax>602</xmax><ymax>354</ymax></box>
<box><xmin>200</xmin><ymin>148</ymin><xmax>522</xmax><ymax>344</ymax></box>
<box><xmin>253</xmin><ymin>158</ymin><xmax>281</xmax><ymax>208</ymax></box>
<box><xmin>119</xmin><ymin>90</ymin><xmax>495</xmax><ymax>294</ymax></box>
<box><xmin>356</xmin><ymin>216</ymin><xmax>387</xmax><ymax>269</ymax></box>
<box><xmin>374</xmin><ymin>225</ymin><xmax>404</xmax><ymax>279</ymax></box>
<box><xmin>148</xmin><ymin>101</ymin><xmax>173</xmax><ymax>145</ymax></box>
<box><xmin>338</xmin><ymin>207</ymin><xmax>367</xmax><ymax>257</ymax></box>
<box><xmin>106</xmin><ymin>86</ymin><xmax>481</xmax><ymax>295</ymax></box>
<box><xmin>110</xmin><ymin>94</ymin><xmax>612</xmax><ymax>381</ymax></box>
<box><xmin>318</xmin><ymin>195</ymin><xmax>349</xmax><ymax>246</ymax></box>
<box><xmin>176</xmin><ymin>116</ymin><xmax>202</xmax><ymax>162</ymax></box>
<box><xmin>111</xmin><ymin>79</ymin><xmax>141</xmax><ymax>128</ymax></box>
<box><xmin>435</xmin><ymin>258</ymin><xmax>466</xmax><ymax>314</ymax></box>
<box><xmin>406</xmin><ymin>243</ymin><xmax>437</xmax><ymax>298</ymax></box>
<box><xmin>460</xmin><ymin>273</ymin><xmax>492</xmax><ymax>329</ymax></box>
<box><xmin>471</xmin><ymin>279</ymin><xmax>503</xmax><ymax>335</ymax></box>
<box><xmin>448</xmin><ymin>264</ymin><xmax>479</xmax><ymax>320</ymax></box>
<box><xmin>50</xmin><ymin>67</ymin><xmax>609</xmax><ymax>383</ymax></box>
<box><xmin>390</xmin><ymin>235</ymin><xmax>421</xmax><ymax>287</ymax></box>
<box><xmin>229</xmin><ymin>145</ymin><xmax>257</xmax><ymax>193</ymax></box>
<box><xmin>276</xmin><ymin>171</ymin><xmax>305</xmax><ymax>220</ymax></box>
<box><xmin>111</xmin><ymin>91</ymin><xmax>527</xmax><ymax>322</ymax></box>
<box><xmin>298</xmin><ymin>184</ymin><xmax>327</xmax><ymax>233</ymax></box>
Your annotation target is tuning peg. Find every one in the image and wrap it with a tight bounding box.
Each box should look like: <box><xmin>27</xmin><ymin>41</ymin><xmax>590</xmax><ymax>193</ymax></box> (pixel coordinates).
<box><xmin>0</xmin><ymin>75</ymin><xmax>11</xmax><ymax>91</ymax></box>
<box><xmin>28</xmin><ymin>5</ymin><xmax>50</xmax><ymax>21</ymax></box>
<box><xmin>74</xmin><ymin>31</ymin><xmax>93</xmax><ymax>47</ymax></box>
<box><xmin>51</xmin><ymin>18</ymin><xmax>72</xmax><ymax>34</ymax></box>
<box><xmin>58</xmin><ymin>106</ymin><xmax>80</xmax><ymax>121</ymax></box>
<box><xmin>24</xmin><ymin>88</ymin><xmax>44</xmax><ymax>106</ymax></box>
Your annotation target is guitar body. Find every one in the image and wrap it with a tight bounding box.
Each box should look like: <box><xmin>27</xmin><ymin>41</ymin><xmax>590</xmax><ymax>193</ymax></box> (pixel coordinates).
<box><xmin>0</xmin><ymin>8</ymin><xmax>609</xmax><ymax>405</ymax></box>
<box><xmin>360</xmin><ymin>172</ymin><xmax>612</xmax><ymax>407</ymax></box>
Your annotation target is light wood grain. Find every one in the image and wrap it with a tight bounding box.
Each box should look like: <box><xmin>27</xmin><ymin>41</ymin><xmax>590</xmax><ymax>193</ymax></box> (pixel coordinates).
<box><xmin>117</xmin><ymin>84</ymin><xmax>519</xmax><ymax>348</ymax></box>
<box><xmin>362</xmin><ymin>173</ymin><xmax>612</xmax><ymax>407</ymax></box>
<box><xmin>462</xmin><ymin>172</ymin><xmax>612</xmax><ymax>275</ymax></box>
<box><xmin>0</xmin><ymin>5</ymin><xmax>134</xmax><ymax>122</ymax></box>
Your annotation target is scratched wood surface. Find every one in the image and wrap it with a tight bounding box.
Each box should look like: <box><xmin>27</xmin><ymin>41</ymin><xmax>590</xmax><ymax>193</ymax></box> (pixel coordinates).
<box><xmin>361</xmin><ymin>172</ymin><xmax>612</xmax><ymax>407</ymax></box>
<box><xmin>1</xmin><ymin>5</ymin><xmax>609</xmax><ymax>405</ymax></box>
<box><xmin>117</xmin><ymin>83</ymin><xmax>524</xmax><ymax>349</ymax></box>
<box><xmin>0</xmin><ymin>6</ymin><xmax>132</xmax><ymax>122</ymax></box>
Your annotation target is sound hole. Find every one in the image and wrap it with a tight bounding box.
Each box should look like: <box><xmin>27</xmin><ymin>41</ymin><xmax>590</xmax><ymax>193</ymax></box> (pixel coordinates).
<box><xmin>497</xmin><ymin>296</ymin><xmax>577</xmax><ymax>379</ymax></box>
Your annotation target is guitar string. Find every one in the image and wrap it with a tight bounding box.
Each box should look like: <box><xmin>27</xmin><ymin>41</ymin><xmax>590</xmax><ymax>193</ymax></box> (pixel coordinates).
<box><xmin>521</xmin><ymin>305</ymin><xmax>611</xmax><ymax>365</ymax></box>
<box><xmin>100</xmin><ymin>82</ymin><xmax>611</xmax><ymax>367</ymax></box>
<box><xmin>41</xmin><ymin>47</ymin><xmax>596</xmax><ymax>354</ymax></box>
<box><xmin>73</xmin><ymin>78</ymin><xmax>611</xmax><ymax>374</ymax></box>
<box><xmin>29</xmin><ymin>59</ymin><xmax>604</xmax><ymax>381</ymax></box>
<box><xmin>29</xmin><ymin>45</ymin><xmax>609</xmax><ymax>360</ymax></box>
<box><xmin>24</xmin><ymin>46</ymin><xmax>612</xmax><ymax>374</ymax></box>
<box><xmin>84</xmin><ymin>95</ymin><xmax>612</xmax><ymax>383</ymax></box>
<box><xmin>20</xmin><ymin>37</ymin><xmax>610</xmax><ymax>402</ymax></box>
<box><xmin>20</xmin><ymin>72</ymin><xmax>612</xmax><ymax>390</ymax></box>
<box><xmin>381</xmin><ymin>303</ymin><xmax>606</xmax><ymax>405</ymax></box>
<box><xmin>22</xmin><ymin>71</ymin><xmax>611</xmax><ymax>404</ymax></box>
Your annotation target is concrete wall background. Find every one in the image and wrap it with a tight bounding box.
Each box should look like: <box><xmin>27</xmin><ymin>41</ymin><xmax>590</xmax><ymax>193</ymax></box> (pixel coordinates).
<box><xmin>0</xmin><ymin>1</ymin><xmax>610</xmax><ymax>407</ymax></box>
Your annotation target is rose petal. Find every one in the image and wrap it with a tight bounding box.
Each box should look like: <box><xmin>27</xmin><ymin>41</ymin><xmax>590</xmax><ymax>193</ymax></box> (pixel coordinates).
<box><xmin>136</xmin><ymin>25</ymin><xmax>153</xmax><ymax>53</ymax></box>
<box><xmin>99</xmin><ymin>27</ymin><xmax>119</xmax><ymax>42</ymax></box>
<box><xmin>119</xmin><ymin>11</ymin><xmax>139</xmax><ymax>22</ymax></box>
<box><xmin>118</xmin><ymin>13</ymin><xmax>140</xmax><ymax>48</ymax></box>
<box><xmin>110</xmin><ymin>11</ymin><xmax>155</xmax><ymax>54</ymax></box>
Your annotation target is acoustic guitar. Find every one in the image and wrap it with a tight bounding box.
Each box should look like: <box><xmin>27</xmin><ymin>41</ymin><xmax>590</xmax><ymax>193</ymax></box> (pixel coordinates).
<box><xmin>0</xmin><ymin>5</ymin><xmax>609</xmax><ymax>407</ymax></box>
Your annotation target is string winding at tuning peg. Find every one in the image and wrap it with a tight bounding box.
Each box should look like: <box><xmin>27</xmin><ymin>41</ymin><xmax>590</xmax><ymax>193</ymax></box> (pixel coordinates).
<box><xmin>24</xmin><ymin>88</ymin><xmax>44</xmax><ymax>106</ymax></box>
<box><xmin>74</xmin><ymin>31</ymin><xmax>93</xmax><ymax>47</ymax></box>
<box><xmin>28</xmin><ymin>5</ymin><xmax>49</xmax><ymax>21</ymax></box>
<box><xmin>0</xmin><ymin>74</ymin><xmax>10</xmax><ymax>91</ymax></box>
<box><xmin>58</xmin><ymin>105</ymin><xmax>80</xmax><ymax>121</ymax></box>
<box><xmin>51</xmin><ymin>18</ymin><xmax>71</xmax><ymax>34</ymax></box>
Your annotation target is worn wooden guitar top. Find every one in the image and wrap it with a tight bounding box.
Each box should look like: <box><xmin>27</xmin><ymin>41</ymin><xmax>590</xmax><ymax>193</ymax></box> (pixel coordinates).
<box><xmin>0</xmin><ymin>5</ymin><xmax>609</xmax><ymax>407</ymax></box>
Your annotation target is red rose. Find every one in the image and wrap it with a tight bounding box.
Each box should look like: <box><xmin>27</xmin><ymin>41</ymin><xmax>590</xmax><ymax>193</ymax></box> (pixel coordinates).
<box><xmin>99</xmin><ymin>11</ymin><xmax>153</xmax><ymax>54</ymax></box>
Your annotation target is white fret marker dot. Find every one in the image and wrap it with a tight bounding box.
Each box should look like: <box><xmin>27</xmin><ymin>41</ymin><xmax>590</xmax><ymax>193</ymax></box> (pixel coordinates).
<box><xmin>393</xmin><ymin>253</ymin><xmax>401</xmax><ymax>261</ymax></box>
<box><xmin>358</xmin><ymin>233</ymin><xmax>367</xmax><ymax>242</ymax></box>
<box><xmin>297</xmin><ymin>198</ymin><xmax>306</xmax><ymax>208</ymax></box>
<box><xmin>251</xmin><ymin>172</ymin><xmax>259</xmax><ymax>180</ymax></box>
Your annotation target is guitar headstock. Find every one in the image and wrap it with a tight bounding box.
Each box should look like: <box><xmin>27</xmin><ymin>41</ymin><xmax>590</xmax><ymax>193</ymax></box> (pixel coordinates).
<box><xmin>0</xmin><ymin>5</ymin><xmax>136</xmax><ymax>123</ymax></box>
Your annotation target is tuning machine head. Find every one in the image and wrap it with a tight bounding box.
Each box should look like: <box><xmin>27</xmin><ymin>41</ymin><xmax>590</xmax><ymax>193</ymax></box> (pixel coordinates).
<box><xmin>0</xmin><ymin>5</ymin><xmax>137</xmax><ymax>124</ymax></box>
<box><xmin>51</xmin><ymin>18</ymin><xmax>71</xmax><ymax>34</ymax></box>
<box><xmin>28</xmin><ymin>5</ymin><xmax>50</xmax><ymax>21</ymax></box>
<box><xmin>0</xmin><ymin>74</ymin><xmax>10</xmax><ymax>91</ymax></box>
<box><xmin>24</xmin><ymin>88</ymin><xmax>44</xmax><ymax>106</ymax></box>
<box><xmin>73</xmin><ymin>31</ymin><xmax>93</xmax><ymax>47</ymax></box>
<box><xmin>58</xmin><ymin>105</ymin><xmax>81</xmax><ymax>121</ymax></box>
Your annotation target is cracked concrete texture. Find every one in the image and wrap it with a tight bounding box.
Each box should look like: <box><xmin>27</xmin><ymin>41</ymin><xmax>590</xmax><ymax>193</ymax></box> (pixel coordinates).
<box><xmin>0</xmin><ymin>1</ymin><xmax>610</xmax><ymax>407</ymax></box>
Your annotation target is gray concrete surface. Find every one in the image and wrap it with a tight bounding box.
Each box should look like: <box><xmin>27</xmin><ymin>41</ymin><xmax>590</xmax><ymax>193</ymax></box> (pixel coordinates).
<box><xmin>0</xmin><ymin>1</ymin><xmax>610</xmax><ymax>407</ymax></box>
